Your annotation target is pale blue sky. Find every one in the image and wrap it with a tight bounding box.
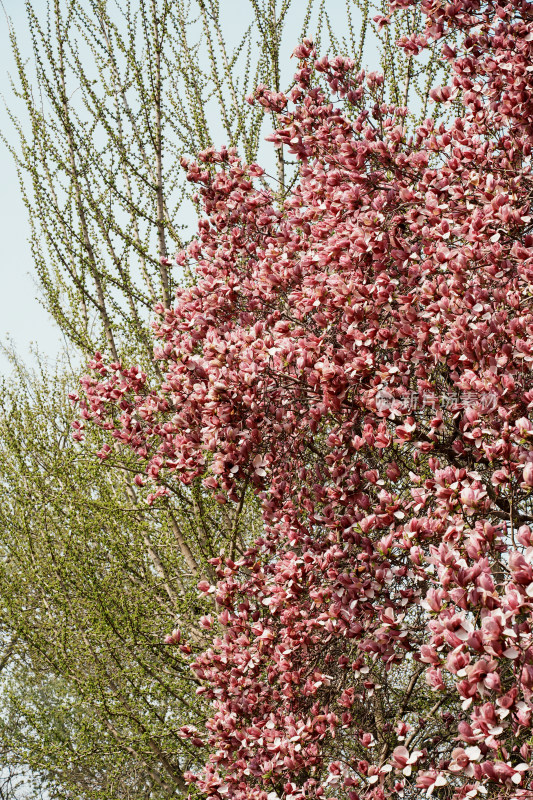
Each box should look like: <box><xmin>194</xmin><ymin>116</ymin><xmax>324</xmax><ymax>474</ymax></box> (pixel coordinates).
<box><xmin>0</xmin><ymin>0</ymin><xmax>63</xmax><ymax>371</ymax></box>
<box><xmin>0</xmin><ymin>1</ymin><xmax>383</xmax><ymax>374</ymax></box>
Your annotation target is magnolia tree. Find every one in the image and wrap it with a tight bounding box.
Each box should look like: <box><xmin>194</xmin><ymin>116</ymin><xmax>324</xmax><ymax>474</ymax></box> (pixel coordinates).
<box><xmin>76</xmin><ymin>0</ymin><xmax>533</xmax><ymax>796</ymax></box>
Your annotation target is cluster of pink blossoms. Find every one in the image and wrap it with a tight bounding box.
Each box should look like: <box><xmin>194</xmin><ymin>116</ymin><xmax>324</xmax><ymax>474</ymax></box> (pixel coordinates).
<box><xmin>75</xmin><ymin>0</ymin><xmax>533</xmax><ymax>797</ymax></box>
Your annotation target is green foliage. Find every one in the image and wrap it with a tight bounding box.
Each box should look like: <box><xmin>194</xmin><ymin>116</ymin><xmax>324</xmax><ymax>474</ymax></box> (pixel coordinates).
<box><xmin>0</xmin><ymin>355</ymin><xmax>263</xmax><ymax>797</ymax></box>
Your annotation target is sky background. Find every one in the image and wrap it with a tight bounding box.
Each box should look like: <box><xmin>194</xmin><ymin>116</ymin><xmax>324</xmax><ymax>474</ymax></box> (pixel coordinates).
<box><xmin>0</xmin><ymin>0</ymin><xmax>65</xmax><ymax>372</ymax></box>
<box><xmin>0</xmin><ymin>0</ymin><xmax>385</xmax><ymax>376</ymax></box>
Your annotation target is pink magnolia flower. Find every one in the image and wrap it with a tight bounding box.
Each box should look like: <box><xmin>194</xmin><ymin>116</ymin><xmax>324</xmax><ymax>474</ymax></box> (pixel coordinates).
<box><xmin>76</xmin><ymin>6</ymin><xmax>533</xmax><ymax>798</ymax></box>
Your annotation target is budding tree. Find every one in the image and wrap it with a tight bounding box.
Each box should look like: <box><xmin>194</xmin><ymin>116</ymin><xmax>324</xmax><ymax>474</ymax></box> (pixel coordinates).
<box><xmin>1</xmin><ymin>1</ymin><xmax>455</xmax><ymax>795</ymax></box>
<box><xmin>1</xmin><ymin>1</ymin><xmax>435</xmax><ymax>795</ymax></box>
<box><xmin>76</xmin><ymin>0</ymin><xmax>533</xmax><ymax>798</ymax></box>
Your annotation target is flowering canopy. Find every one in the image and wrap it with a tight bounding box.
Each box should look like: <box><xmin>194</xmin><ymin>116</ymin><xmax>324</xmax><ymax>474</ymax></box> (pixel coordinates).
<box><xmin>76</xmin><ymin>0</ymin><xmax>533</xmax><ymax>797</ymax></box>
